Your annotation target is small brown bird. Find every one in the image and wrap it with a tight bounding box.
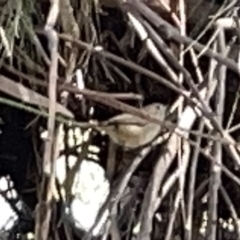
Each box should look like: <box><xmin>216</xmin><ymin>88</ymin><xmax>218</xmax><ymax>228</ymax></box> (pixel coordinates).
<box><xmin>97</xmin><ymin>103</ymin><xmax>167</xmax><ymax>149</ymax></box>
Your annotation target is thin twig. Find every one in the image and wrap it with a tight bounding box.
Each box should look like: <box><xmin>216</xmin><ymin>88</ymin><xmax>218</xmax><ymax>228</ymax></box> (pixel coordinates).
<box><xmin>207</xmin><ymin>27</ymin><xmax>226</xmax><ymax>240</ymax></box>
<box><xmin>35</xmin><ymin>1</ymin><xmax>59</xmax><ymax>240</ymax></box>
<box><xmin>185</xmin><ymin>120</ymin><xmax>204</xmax><ymax>240</ymax></box>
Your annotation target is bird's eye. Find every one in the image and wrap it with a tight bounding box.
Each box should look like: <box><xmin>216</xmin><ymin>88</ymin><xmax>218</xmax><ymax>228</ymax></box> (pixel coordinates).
<box><xmin>155</xmin><ymin>105</ymin><xmax>160</xmax><ymax>110</ymax></box>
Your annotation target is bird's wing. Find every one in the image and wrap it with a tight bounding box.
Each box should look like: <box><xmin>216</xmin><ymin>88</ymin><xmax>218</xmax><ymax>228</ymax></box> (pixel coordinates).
<box><xmin>106</xmin><ymin>113</ymin><xmax>147</xmax><ymax>126</ymax></box>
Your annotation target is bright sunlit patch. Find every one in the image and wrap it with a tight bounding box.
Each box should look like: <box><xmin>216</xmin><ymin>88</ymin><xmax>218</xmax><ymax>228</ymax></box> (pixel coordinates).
<box><xmin>0</xmin><ymin>177</ymin><xmax>18</xmax><ymax>234</ymax></box>
<box><xmin>56</xmin><ymin>155</ymin><xmax>110</xmax><ymax>235</ymax></box>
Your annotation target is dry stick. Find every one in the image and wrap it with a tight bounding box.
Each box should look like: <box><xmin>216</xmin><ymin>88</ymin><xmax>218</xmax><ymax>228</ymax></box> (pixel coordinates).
<box><xmin>164</xmin><ymin>191</ymin><xmax>183</xmax><ymax>240</ymax></box>
<box><xmin>155</xmin><ymin>168</ymin><xmax>181</xmax><ymax>209</ymax></box>
<box><xmin>132</xmin><ymin>5</ymin><xmax>220</xmax><ymax>124</ymax></box>
<box><xmin>125</xmin><ymin>0</ymin><xmax>225</xmax><ymax>119</ymax></box>
<box><xmin>158</xmin><ymin>179</ymin><xmax>206</xmax><ymax>238</ymax></box>
<box><xmin>56</xmin><ymin>33</ymin><xmax>192</xmax><ymax>98</ymax></box>
<box><xmin>3</xmin><ymin>62</ymin><xmax>143</xmax><ymax>101</ymax></box>
<box><xmin>220</xmin><ymin>37</ymin><xmax>239</xmax><ymax>130</ymax></box>
<box><xmin>185</xmin><ymin>120</ymin><xmax>205</xmax><ymax>240</ymax></box>
<box><xmin>137</xmin><ymin>136</ymin><xmax>176</xmax><ymax>240</ymax></box>
<box><xmin>154</xmin><ymin>127</ymin><xmax>240</xmax><ymax>213</ymax></box>
<box><xmin>142</xmin><ymin>20</ymin><xmax>179</xmax><ymax>70</ymax></box>
<box><xmin>207</xmin><ymin>28</ymin><xmax>226</xmax><ymax>240</ymax></box>
<box><xmin>61</xmin><ymin>85</ymin><xmax>143</xmax><ymax>101</ymax></box>
<box><xmin>169</xmin><ymin>30</ymin><xmax>204</xmax><ymax>240</ymax></box>
<box><xmin>54</xmin><ymin>30</ymin><xmax>240</xmax><ymax>147</ymax></box>
<box><xmin>143</xmin><ymin>19</ymin><xmax>203</xmax><ymax>113</ymax></box>
<box><xmin>82</xmin><ymin>125</ymin><xmax>240</xmax><ymax>240</ymax></box>
<box><xmin>137</xmin><ymin>80</ymin><xmax>216</xmax><ymax>240</ymax></box>
<box><xmin>16</xmin><ymin>30</ymin><xmax>197</xmax><ymax>114</ymax></box>
<box><xmin>125</xmin><ymin>0</ymin><xmax>240</xmax><ymax>152</ymax></box>
<box><xmin>56</xmin><ymin>0</ymin><xmax>81</xmax><ymax>221</ymax></box>
<box><xmin>21</xmin><ymin>19</ymin><xmax>51</xmax><ymax>67</ymax></box>
<box><xmin>105</xmin><ymin>60</ymin><xmax>133</xmax><ymax>84</ymax></box>
<box><xmin>132</xmin><ymin>14</ymin><xmax>239</xmax><ymax>240</ymax></box>
<box><xmin>164</xmin><ymin>141</ymin><xmax>191</xmax><ymax>240</ymax></box>
<box><xmin>4</xmin><ymin>56</ymin><xmax>240</xmax><ymax>152</ymax></box>
<box><xmin>23</xmin><ymin>16</ymin><xmax>67</xmax><ymax>68</ymax></box>
<box><xmin>177</xmin><ymin>0</ymin><xmax>187</xmax><ymax>229</ymax></box>
<box><xmin>227</xmin><ymin>18</ymin><xmax>240</xmax><ymax>131</ymax></box>
<box><xmin>197</xmin><ymin>27</ymin><xmax>221</xmax><ymax>59</ymax></box>
<box><xmin>55</xmin><ymin>12</ymin><xmax>240</xmax><ymax>153</ymax></box>
<box><xmin>192</xmin><ymin>0</ymin><xmax>238</xmax><ymax>51</ymax></box>
<box><xmin>165</xmin><ymin>1</ymin><xmax>188</xmax><ymax>237</ymax></box>
<box><xmin>3</xmin><ymin>87</ymin><xmax>240</xmax><ymax>159</ymax></box>
<box><xmin>4</xmin><ymin>62</ymin><xmax>240</xmax><ymax>151</ymax></box>
<box><xmin>142</xmin><ymin>8</ymin><xmax>240</xmax><ymax>167</ymax></box>
<box><xmin>127</xmin><ymin>13</ymin><xmax>178</xmax><ymax>83</ymax></box>
<box><xmin>14</xmin><ymin>46</ymin><xmax>47</xmax><ymax>77</ymax></box>
<box><xmin>185</xmin><ymin>41</ymin><xmax>217</xmax><ymax>240</ymax></box>
<box><xmin>194</xmin><ymin>1</ymin><xmax>238</xmax><ymax>59</ymax></box>
<box><xmin>127</xmin><ymin>13</ymin><xmax>188</xmax><ymax>236</ymax></box>
<box><xmin>160</xmin><ymin>129</ymin><xmax>240</xmax><ymax>187</ymax></box>
<box><xmin>34</xmin><ymin>1</ymin><xmax>59</xmax><ymax>240</ymax></box>
<box><xmin>0</xmin><ymin>75</ymin><xmax>73</xmax><ymax>118</ymax></box>
<box><xmin>164</xmin><ymin>44</ymin><xmax>204</xmax><ymax>240</ymax></box>
<box><xmin>3</xmin><ymin>65</ymin><xmax>240</xmax><ymax>152</ymax></box>
<box><xmin>0</xmin><ymin>66</ymin><xmax>236</xmax><ymax>146</ymax></box>
<box><xmin>55</xmin><ymin>31</ymin><xmax>218</xmax><ymax>116</ymax></box>
<box><xmin>0</xmin><ymin>68</ymin><xmax>236</xmax><ymax>149</ymax></box>
<box><xmin>125</xmin><ymin>0</ymin><xmax>239</xmax><ymax>74</ymax></box>
<box><xmin>62</xmin><ymin>7</ymin><xmax>232</xmax><ymax>149</ymax></box>
<box><xmin>59</xmin><ymin>0</ymin><xmax>79</xmax><ymax>104</ymax></box>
